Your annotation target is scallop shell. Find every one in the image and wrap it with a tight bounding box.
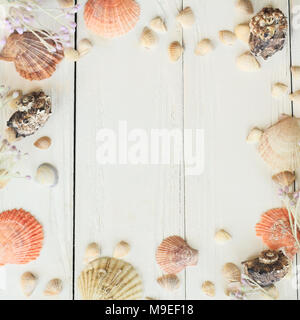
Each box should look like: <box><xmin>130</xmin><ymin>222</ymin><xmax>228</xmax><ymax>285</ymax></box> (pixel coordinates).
<box><xmin>168</xmin><ymin>41</ymin><xmax>183</xmax><ymax>62</ymax></box>
<box><xmin>0</xmin><ymin>31</ymin><xmax>64</xmax><ymax>81</ymax></box>
<box><xmin>272</xmin><ymin>83</ymin><xmax>288</xmax><ymax>98</ymax></box>
<box><xmin>156</xmin><ymin>236</ymin><xmax>198</xmax><ymax>274</ymax></box>
<box><xmin>84</xmin><ymin>0</ymin><xmax>140</xmax><ymax>38</ymax></box>
<box><xmin>194</xmin><ymin>39</ymin><xmax>214</xmax><ymax>56</ymax></box>
<box><xmin>214</xmin><ymin>229</ymin><xmax>232</xmax><ymax>245</ymax></box>
<box><xmin>113</xmin><ymin>241</ymin><xmax>131</xmax><ymax>258</ymax></box>
<box><xmin>140</xmin><ymin>27</ymin><xmax>157</xmax><ymax>49</ymax></box>
<box><xmin>236</xmin><ymin>51</ymin><xmax>261</xmax><ymax>72</ymax></box>
<box><xmin>219</xmin><ymin>30</ymin><xmax>236</xmax><ymax>46</ymax></box>
<box><xmin>0</xmin><ymin>209</ymin><xmax>43</xmax><ymax>266</ymax></box>
<box><xmin>246</xmin><ymin>128</ymin><xmax>263</xmax><ymax>144</ymax></box>
<box><xmin>157</xmin><ymin>274</ymin><xmax>180</xmax><ymax>291</ymax></box>
<box><xmin>291</xmin><ymin>66</ymin><xmax>300</xmax><ymax>79</ymax></box>
<box><xmin>35</xmin><ymin>163</ymin><xmax>59</xmax><ymax>187</ymax></box>
<box><xmin>257</xmin><ymin>115</ymin><xmax>300</xmax><ymax>172</ymax></box>
<box><xmin>176</xmin><ymin>7</ymin><xmax>195</xmax><ymax>28</ymax></box>
<box><xmin>20</xmin><ymin>272</ymin><xmax>38</xmax><ymax>297</ymax></box>
<box><xmin>272</xmin><ymin>171</ymin><xmax>295</xmax><ymax>187</ymax></box>
<box><xmin>222</xmin><ymin>263</ymin><xmax>241</xmax><ymax>282</ymax></box>
<box><xmin>256</xmin><ymin>208</ymin><xmax>299</xmax><ymax>258</ymax></box>
<box><xmin>44</xmin><ymin>278</ymin><xmax>63</xmax><ymax>296</ymax></box>
<box><xmin>149</xmin><ymin>17</ymin><xmax>167</xmax><ymax>33</ymax></box>
<box><xmin>235</xmin><ymin>0</ymin><xmax>254</xmax><ymax>14</ymax></box>
<box><xmin>77</xmin><ymin>257</ymin><xmax>143</xmax><ymax>300</ymax></box>
<box><xmin>201</xmin><ymin>281</ymin><xmax>215</xmax><ymax>297</ymax></box>
<box><xmin>234</xmin><ymin>23</ymin><xmax>250</xmax><ymax>44</ymax></box>
<box><xmin>84</xmin><ymin>242</ymin><xmax>100</xmax><ymax>264</ymax></box>
<box><xmin>34</xmin><ymin>137</ymin><xmax>52</xmax><ymax>150</ymax></box>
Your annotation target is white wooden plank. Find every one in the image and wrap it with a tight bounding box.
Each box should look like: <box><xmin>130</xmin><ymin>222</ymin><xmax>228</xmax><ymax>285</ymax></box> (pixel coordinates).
<box><xmin>75</xmin><ymin>0</ymin><xmax>186</xmax><ymax>300</ymax></box>
<box><xmin>184</xmin><ymin>0</ymin><xmax>297</xmax><ymax>299</ymax></box>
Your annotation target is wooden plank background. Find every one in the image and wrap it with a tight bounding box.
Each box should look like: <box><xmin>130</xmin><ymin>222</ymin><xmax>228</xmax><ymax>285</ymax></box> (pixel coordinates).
<box><xmin>0</xmin><ymin>0</ymin><xmax>299</xmax><ymax>300</ymax></box>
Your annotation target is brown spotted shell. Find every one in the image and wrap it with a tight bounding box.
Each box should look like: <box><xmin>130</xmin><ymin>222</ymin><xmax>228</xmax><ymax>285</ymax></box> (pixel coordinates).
<box><xmin>156</xmin><ymin>236</ymin><xmax>198</xmax><ymax>274</ymax></box>
<box><xmin>0</xmin><ymin>31</ymin><xmax>64</xmax><ymax>81</ymax></box>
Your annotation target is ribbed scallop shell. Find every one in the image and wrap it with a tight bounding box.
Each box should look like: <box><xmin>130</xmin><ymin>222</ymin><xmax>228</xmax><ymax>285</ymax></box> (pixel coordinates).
<box><xmin>77</xmin><ymin>257</ymin><xmax>142</xmax><ymax>300</ymax></box>
<box><xmin>258</xmin><ymin>115</ymin><xmax>300</xmax><ymax>172</ymax></box>
<box><xmin>0</xmin><ymin>209</ymin><xmax>43</xmax><ymax>266</ymax></box>
<box><xmin>0</xmin><ymin>32</ymin><xmax>64</xmax><ymax>81</ymax></box>
<box><xmin>156</xmin><ymin>236</ymin><xmax>198</xmax><ymax>274</ymax></box>
<box><xmin>256</xmin><ymin>208</ymin><xmax>299</xmax><ymax>258</ymax></box>
<box><xmin>84</xmin><ymin>0</ymin><xmax>140</xmax><ymax>38</ymax></box>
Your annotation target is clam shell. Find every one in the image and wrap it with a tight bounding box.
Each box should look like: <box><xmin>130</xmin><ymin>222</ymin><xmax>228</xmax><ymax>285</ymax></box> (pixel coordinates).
<box><xmin>201</xmin><ymin>281</ymin><xmax>215</xmax><ymax>297</ymax></box>
<box><xmin>20</xmin><ymin>272</ymin><xmax>38</xmax><ymax>297</ymax></box>
<box><xmin>0</xmin><ymin>31</ymin><xmax>64</xmax><ymax>81</ymax></box>
<box><xmin>113</xmin><ymin>241</ymin><xmax>131</xmax><ymax>258</ymax></box>
<box><xmin>84</xmin><ymin>0</ymin><xmax>140</xmax><ymax>38</ymax></box>
<box><xmin>157</xmin><ymin>274</ymin><xmax>180</xmax><ymax>291</ymax></box>
<box><xmin>222</xmin><ymin>263</ymin><xmax>241</xmax><ymax>282</ymax></box>
<box><xmin>236</xmin><ymin>51</ymin><xmax>260</xmax><ymax>72</ymax></box>
<box><xmin>235</xmin><ymin>0</ymin><xmax>254</xmax><ymax>14</ymax></box>
<box><xmin>234</xmin><ymin>23</ymin><xmax>250</xmax><ymax>44</ymax></box>
<box><xmin>149</xmin><ymin>17</ymin><xmax>167</xmax><ymax>33</ymax></box>
<box><xmin>291</xmin><ymin>66</ymin><xmax>300</xmax><ymax>79</ymax></box>
<box><xmin>0</xmin><ymin>209</ymin><xmax>43</xmax><ymax>265</ymax></box>
<box><xmin>219</xmin><ymin>30</ymin><xmax>236</xmax><ymax>46</ymax></box>
<box><xmin>214</xmin><ymin>229</ymin><xmax>231</xmax><ymax>245</ymax></box>
<box><xmin>168</xmin><ymin>41</ymin><xmax>183</xmax><ymax>62</ymax></box>
<box><xmin>140</xmin><ymin>27</ymin><xmax>157</xmax><ymax>49</ymax></box>
<box><xmin>257</xmin><ymin>115</ymin><xmax>300</xmax><ymax>171</ymax></box>
<box><xmin>78</xmin><ymin>257</ymin><xmax>143</xmax><ymax>300</ymax></box>
<box><xmin>272</xmin><ymin>171</ymin><xmax>295</xmax><ymax>187</ymax></box>
<box><xmin>36</xmin><ymin>163</ymin><xmax>59</xmax><ymax>187</ymax></box>
<box><xmin>84</xmin><ymin>242</ymin><xmax>101</xmax><ymax>264</ymax></box>
<box><xmin>156</xmin><ymin>236</ymin><xmax>198</xmax><ymax>274</ymax></box>
<box><xmin>272</xmin><ymin>83</ymin><xmax>288</xmax><ymax>98</ymax></box>
<box><xmin>34</xmin><ymin>137</ymin><xmax>52</xmax><ymax>150</ymax></box>
<box><xmin>246</xmin><ymin>127</ymin><xmax>263</xmax><ymax>144</ymax></box>
<box><xmin>176</xmin><ymin>7</ymin><xmax>195</xmax><ymax>28</ymax></box>
<box><xmin>194</xmin><ymin>39</ymin><xmax>214</xmax><ymax>56</ymax></box>
<box><xmin>44</xmin><ymin>278</ymin><xmax>63</xmax><ymax>296</ymax></box>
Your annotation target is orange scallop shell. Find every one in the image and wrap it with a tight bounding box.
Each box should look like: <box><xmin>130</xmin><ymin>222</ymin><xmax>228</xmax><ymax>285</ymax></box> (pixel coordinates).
<box><xmin>0</xmin><ymin>209</ymin><xmax>43</xmax><ymax>266</ymax></box>
<box><xmin>84</xmin><ymin>0</ymin><xmax>140</xmax><ymax>38</ymax></box>
<box><xmin>156</xmin><ymin>236</ymin><xmax>198</xmax><ymax>274</ymax></box>
<box><xmin>0</xmin><ymin>31</ymin><xmax>64</xmax><ymax>81</ymax></box>
<box><xmin>256</xmin><ymin>208</ymin><xmax>299</xmax><ymax>258</ymax></box>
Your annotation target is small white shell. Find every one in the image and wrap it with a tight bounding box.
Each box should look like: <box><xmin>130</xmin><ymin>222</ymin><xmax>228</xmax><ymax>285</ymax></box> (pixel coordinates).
<box><xmin>113</xmin><ymin>241</ymin><xmax>131</xmax><ymax>258</ymax></box>
<box><xmin>219</xmin><ymin>30</ymin><xmax>236</xmax><ymax>46</ymax></box>
<box><xmin>84</xmin><ymin>242</ymin><xmax>100</xmax><ymax>264</ymax></box>
<box><xmin>234</xmin><ymin>23</ymin><xmax>250</xmax><ymax>44</ymax></box>
<box><xmin>78</xmin><ymin>39</ymin><xmax>93</xmax><ymax>57</ymax></box>
<box><xmin>176</xmin><ymin>7</ymin><xmax>195</xmax><ymax>28</ymax></box>
<box><xmin>246</xmin><ymin>128</ymin><xmax>263</xmax><ymax>144</ymax></box>
<box><xmin>35</xmin><ymin>163</ymin><xmax>59</xmax><ymax>187</ymax></box>
<box><xmin>34</xmin><ymin>136</ymin><xmax>52</xmax><ymax>150</ymax></box>
<box><xmin>291</xmin><ymin>66</ymin><xmax>300</xmax><ymax>79</ymax></box>
<box><xmin>57</xmin><ymin>0</ymin><xmax>74</xmax><ymax>8</ymax></box>
<box><xmin>289</xmin><ymin>90</ymin><xmax>300</xmax><ymax>103</ymax></box>
<box><xmin>168</xmin><ymin>41</ymin><xmax>183</xmax><ymax>62</ymax></box>
<box><xmin>222</xmin><ymin>263</ymin><xmax>241</xmax><ymax>282</ymax></box>
<box><xmin>157</xmin><ymin>274</ymin><xmax>180</xmax><ymax>291</ymax></box>
<box><xmin>44</xmin><ymin>279</ymin><xmax>63</xmax><ymax>296</ymax></box>
<box><xmin>140</xmin><ymin>27</ymin><xmax>157</xmax><ymax>49</ymax></box>
<box><xmin>195</xmin><ymin>39</ymin><xmax>214</xmax><ymax>56</ymax></box>
<box><xmin>236</xmin><ymin>51</ymin><xmax>261</xmax><ymax>72</ymax></box>
<box><xmin>149</xmin><ymin>17</ymin><xmax>167</xmax><ymax>33</ymax></box>
<box><xmin>64</xmin><ymin>48</ymin><xmax>80</xmax><ymax>61</ymax></box>
<box><xmin>201</xmin><ymin>281</ymin><xmax>215</xmax><ymax>297</ymax></box>
<box><xmin>272</xmin><ymin>83</ymin><xmax>288</xmax><ymax>98</ymax></box>
<box><xmin>20</xmin><ymin>272</ymin><xmax>38</xmax><ymax>297</ymax></box>
<box><xmin>235</xmin><ymin>0</ymin><xmax>254</xmax><ymax>14</ymax></box>
<box><xmin>214</xmin><ymin>229</ymin><xmax>232</xmax><ymax>245</ymax></box>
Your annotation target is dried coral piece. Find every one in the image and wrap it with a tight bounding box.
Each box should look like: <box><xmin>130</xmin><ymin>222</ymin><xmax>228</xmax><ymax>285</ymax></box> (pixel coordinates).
<box><xmin>291</xmin><ymin>66</ymin><xmax>300</xmax><ymax>79</ymax></box>
<box><xmin>150</xmin><ymin>17</ymin><xmax>167</xmax><ymax>33</ymax></box>
<box><xmin>249</xmin><ymin>7</ymin><xmax>287</xmax><ymax>60</ymax></box>
<box><xmin>176</xmin><ymin>7</ymin><xmax>195</xmax><ymax>28</ymax></box>
<box><xmin>235</xmin><ymin>0</ymin><xmax>253</xmax><ymax>14</ymax></box>
<box><xmin>78</xmin><ymin>257</ymin><xmax>143</xmax><ymax>300</ymax></box>
<box><xmin>78</xmin><ymin>39</ymin><xmax>93</xmax><ymax>57</ymax></box>
<box><xmin>234</xmin><ymin>23</ymin><xmax>250</xmax><ymax>44</ymax></box>
<box><xmin>44</xmin><ymin>279</ymin><xmax>63</xmax><ymax>296</ymax></box>
<box><xmin>0</xmin><ymin>31</ymin><xmax>64</xmax><ymax>81</ymax></box>
<box><xmin>236</xmin><ymin>51</ymin><xmax>260</xmax><ymax>72</ymax></box>
<box><xmin>84</xmin><ymin>242</ymin><xmax>100</xmax><ymax>264</ymax></box>
<box><xmin>272</xmin><ymin>83</ymin><xmax>288</xmax><ymax>98</ymax></box>
<box><xmin>113</xmin><ymin>241</ymin><xmax>131</xmax><ymax>258</ymax></box>
<box><xmin>242</xmin><ymin>250</ymin><xmax>289</xmax><ymax>287</ymax></box>
<box><xmin>272</xmin><ymin>171</ymin><xmax>295</xmax><ymax>187</ymax></box>
<box><xmin>219</xmin><ymin>30</ymin><xmax>236</xmax><ymax>46</ymax></box>
<box><xmin>156</xmin><ymin>236</ymin><xmax>198</xmax><ymax>274</ymax></box>
<box><xmin>34</xmin><ymin>137</ymin><xmax>52</xmax><ymax>150</ymax></box>
<box><xmin>246</xmin><ymin>127</ymin><xmax>263</xmax><ymax>144</ymax></box>
<box><xmin>201</xmin><ymin>281</ymin><xmax>215</xmax><ymax>297</ymax></box>
<box><xmin>84</xmin><ymin>0</ymin><xmax>140</xmax><ymax>38</ymax></box>
<box><xmin>20</xmin><ymin>272</ymin><xmax>38</xmax><ymax>297</ymax></box>
<box><xmin>140</xmin><ymin>27</ymin><xmax>157</xmax><ymax>49</ymax></box>
<box><xmin>157</xmin><ymin>274</ymin><xmax>180</xmax><ymax>291</ymax></box>
<box><xmin>194</xmin><ymin>39</ymin><xmax>214</xmax><ymax>56</ymax></box>
<box><xmin>222</xmin><ymin>263</ymin><xmax>241</xmax><ymax>282</ymax></box>
<box><xmin>214</xmin><ymin>229</ymin><xmax>231</xmax><ymax>245</ymax></box>
<box><xmin>289</xmin><ymin>90</ymin><xmax>300</xmax><ymax>103</ymax></box>
<box><xmin>35</xmin><ymin>163</ymin><xmax>59</xmax><ymax>187</ymax></box>
<box><xmin>168</xmin><ymin>41</ymin><xmax>183</xmax><ymax>62</ymax></box>
<box><xmin>256</xmin><ymin>208</ymin><xmax>299</xmax><ymax>258</ymax></box>
<box><xmin>0</xmin><ymin>209</ymin><xmax>43</xmax><ymax>266</ymax></box>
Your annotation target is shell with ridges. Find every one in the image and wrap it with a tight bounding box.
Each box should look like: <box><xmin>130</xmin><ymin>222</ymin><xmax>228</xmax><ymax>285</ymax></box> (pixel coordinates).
<box><xmin>64</xmin><ymin>48</ymin><xmax>80</xmax><ymax>61</ymax></box>
<box><xmin>78</xmin><ymin>39</ymin><xmax>93</xmax><ymax>57</ymax></box>
<box><xmin>291</xmin><ymin>66</ymin><xmax>300</xmax><ymax>79</ymax></box>
<box><xmin>289</xmin><ymin>90</ymin><xmax>300</xmax><ymax>103</ymax></box>
<box><xmin>168</xmin><ymin>41</ymin><xmax>183</xmax><ymax>62</ymax></box>
<box><xmin>34</xmin><ymin>137</ymin><xmax>52</xmax><ymax>150</ymax></box>
<box><xmin>214</xmin><ymin>229</ymin><xmax>231</xmax><ymax>244</ymax></box>
<box><xmin>113</xmin><ymin>241</ymin><xmax>131</xmax><ymax>258</ymax></box>
<box><xmin>176</xmin><ymin>7</ymin><xmax>195</xmax><ymax>28</ymax></box>
<box><xmin>20</xmin><ymin>272</ymin><xmax>38</xmax><ymax>297</ymax></box>
<box><xmin>140</xmin><ymin>27</ymin><xmax>157</xmax><ymax>49</ymax></box>
<box><xmin>149</xmin><ymin>17</ymin><xmax>167</xmax><ymax>33</ymax></box>
<box><xmin>222</xmin><ymin>263</ymin><xmax>241</xmax><ymax>282</ymax></box>
<box><xmin>35</xmin><ymin>163</ymin><xmax>58</xmax><ymax>187</ymax></box>
<box><xmin>84</xmin><ymin>242</ymin><xmax>100</xmax><ymax>264</ymax></box>
<box><xmin>157</xmin><ymin>274</ymin><xmax>180</xmax><ymax>291</ymax></box>
<box><xmin>201</xmin><ymin>281</ymin><xmax>215</xmax><ymax>297</ymax></box>
<box><xmin>57</xmin><ymin>0</ymin><xmax>74</xmax><ymax>8</ymax></box>
<box><xmin>44</xmin><ymin>279</ymin><xmax>63</xmax><ymax>296</ymax></box>
<box><xmin>194</xmin><ymin>39</ymin><xmax>214</xmax><ymax>56</ymax></box>
<box><xmin>272</xmin><ymin>171</ymin><xmax>295</xmax><ymax>187</ymax></box>
<box><xmin>246</xmin><ymin>128</ymin><xmax>263</xmax><ymax>144</ymax></box>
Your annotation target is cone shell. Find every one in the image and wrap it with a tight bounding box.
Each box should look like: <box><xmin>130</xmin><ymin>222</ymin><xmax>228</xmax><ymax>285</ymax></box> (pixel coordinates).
<box><xmin>78</xmin><ymin>257</ymin><xmax>142</xmax><ymax>300</ymax></box>
<box><xmin>157</xmin><ymin>274</ymin><xmax>180</xmax><ymax>291</ymax></box>
<box><xmin>256</xmin><ymin>208</ymin><xmax>299</xmax><ymax>258</ymax></box>
<box><xmin>258</xmin><ymin>115</ymin><xmax>300</xmax><ymax>172</ymax></box>
<box><xmin>0</xmin><ymin>209</ymin><xmax>43</xmax><ymax>266</ymax></box>
<box><xmin>0</xmin><ymin>32</ymin><xmax>64</xmax><ymax>81</ymax></box>
<box><xmin>84</xmin><ymin>0</ymin><xmax>140</xmax><ymax>38</ymax></box>
<box><xmin>156</xmin><ymin>236</ymin><xmax>198</xmax><ymax>274</ymax></box>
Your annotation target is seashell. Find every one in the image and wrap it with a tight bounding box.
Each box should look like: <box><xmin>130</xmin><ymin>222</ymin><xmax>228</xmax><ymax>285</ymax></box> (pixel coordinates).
<box><xmin>57</xmin><ymin>0</ymin><xmax>74</xmax><ymax>8</ymax></box>
<box><xmin>156</xmin><ymin>236</ymin><xmax>198</xmax><ymax>274</ymax></box>
<box><xmin>272</xmin><ymin>171</ymin><xmax>295</xmax><ymax>187</ymax></box>
<box><xmin>20</xmin><ymin>272</ymin><xmax>38</xmax><ymax>297</ymax></box>
<box><xmin>34</xmin><ymin>136</ymin><xmax>52</xmax><ymax>150</ymax></box>
<box><xmin>0</xmin><ymin>209</ymin><xmax>43</xmax><ymax>266</ymax></box>
<box><xmin>256</xmin><ymin>208</ymin><xmax>299</xmax><ymax>258</ymax></box>
<box><xmin>84</xmin><ymin>0</ymin><xmax>140</xmax><ymax>38</ymax></box>
<box><xmin>113</xmin><ymin>241</ymin><xmax>131</xmax><ymax>258</ymax></box>
<box><xmin>149</xmin><ymin>17</ymin><xmax>167</xmax><ymax>33</ymax></box>
<box><xmin>4</xmin><ymin>127</ymin><xmax>18</xmax><ymax>143</ymax></box>
<box><xmin>261</xmin><ymin>284</ymin><xmax>279</xmax><ymax>300</ymax></box>
<box><xmin>140</xmin><ymin>27</ymin><xmax>157</xmax><ymax>49</ymax></box>
<box><xmin>219</xmin><ymin>30</ymin><xmax>236</xmax><ymax>46</ymax></box>
<box><xmin>176</xmin><ymin>7</ymin><xmax>195</xmax><ymax>28</ymax></box>
<box><xmin>35</xmin><ymin>163</ymin><xmax>59</xmax><ymax>187</ymax></box>
<box><xmin>194</xmin><ymin>39</ymin><xmax>214</xmax><ymax>56</ymax></box>
<box><xmin>168</xmin><ymin>41</ymin><xmax>183</xmax><ymax>62</ymax></box>
<box><xmin>44</xmin><ymin>279</ymin><xmax>63</xmax><ymax>296</ymax></box>
<box><xmin>257</xmin><ymin>115</ymin><xmax>300</xmax><ymax>171</ymax></box>
<box><xmin>289</xmin><ymin>90</ymin><xmax>300</xmax><ymax>103</ymax></box>
<box><xmin>246</xmin><ymin>128</ymin><xmax>263</xmax><ymax>144</ymax></box>
<box><xmin>201</xmin><ymin>281</ymin><xmax>215</xmax><ymax>297</ymax></box>
<box><xmin>64</xmin><ymin>48</ymin><xmax>80</xmax><ymax>61</ymax></box>
<box><xmin>8</xmin><ymin>90</ymin><xmax>22</xmax><ymax>110</ymax></box>
<box><xmin>7</xmin><ymin>91</ymin><xmax>52</xmax><ymax>138</ymax></box>
<box><xmin>78</xmin><ymin>257</ymin><xmax>143</xmax><ymax>300</ymax></box>
<box><xmin>0</xmin><ymin>170</ymin><xmax>10</xmax><ymax>189</ymax></box>
<box><xmin>78</xmin><ymin>39</ymin><xmax>93</xmax><ymax>57</ymax></box>
<box><xmin>222</xmin><ymin>263</ymin><xmax>241</xmax><ymax>282</ymax></box>
<box><xmin>234</xmin><ymin>23</ymin><xmax>250</xmax><ymax>44</ymax></box>
<box><xmin>291</xmin><ymin>66</ymin><xmax>300</xmax><ymax>79</ymax></box>
<box><xmin>214</xmin><ymin>229</ymin><xmax>231</xmax><ymax>245</ymax></box>
<box><xmin>242</xmin><ymin>250</ymin><xmax>289</xmax><ymax>287</ymax></box>
<box><xmin>272</xmin><ymin>83</ymin><xmax>288</xmax><ymax>98</ymax></box>
<box><xmin>0</xmin><ymin>31</ymin><xmax>64</xmax><ymax>81</ymax></box>
<box><xmin>249</xmin><ymin>8</ymin><xmax>287</xmax><ymax>60</ymax></box>
<box><xmin>236</xmin><ymin>51</ymin><xmax>261</xmax><ymax>72</ymax></box>
<box><xmin>157</xmin><ymin>274</ymin><xmax>180</xmax><ymax>291</ymax></box>
<box><xmin>235</xmin><ymin>0</ymin><xmax>254</xmax><ymax>14</ymax></box>
<box><xmin>84</xmin><ymin>242</ymin><xmax>100</xmax><ymax>264</ymax></box>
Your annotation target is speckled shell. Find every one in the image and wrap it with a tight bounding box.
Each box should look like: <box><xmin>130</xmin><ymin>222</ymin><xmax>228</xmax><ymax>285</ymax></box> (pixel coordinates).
<box><xmin>78</xmin><ymin>257</ymin><xmax>143</xmax><ymax>300</ymax></box>
<box><xmin>258</xmin><ymin>115</ymin><xmax>300</xmax><ymax>172</ymax></box>
<box><xmin>0</xmin><ymin>209</ymin><xmax>43</xmax><ymax>266</ymax></box>
<box><xmin>84</xmin><ymin>0</ymin><xmax>140</xmax><ymax>38</ymax></box>
<box><xmin>0</xmin><ymin>32</ymin><xmax>64</xmax><ymax>81</ymax></box>
<box><xmin>156</xmin><ymin>236</ymin><xmax>198</xmax><ymax>274</ymax></box>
